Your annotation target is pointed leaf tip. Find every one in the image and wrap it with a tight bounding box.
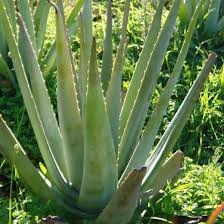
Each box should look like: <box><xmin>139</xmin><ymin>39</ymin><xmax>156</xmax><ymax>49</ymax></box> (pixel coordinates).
<box><xmin>95</xmin><ymin>167</ymin><xmax>146</xmax><ymax>224</ymax></box>
<box><xmin>78</xmin><ymin>34</ymin><xmax>117</xmax><ymax>212</ymax></box>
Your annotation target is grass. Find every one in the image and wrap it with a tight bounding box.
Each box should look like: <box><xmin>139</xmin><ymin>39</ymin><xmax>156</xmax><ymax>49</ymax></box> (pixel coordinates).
<box><xmin>153</xmin><ymin>157</ymin><xmax>224</xmax><ymax>223</ymax></box>
<box><xmin>0</xmin><ymin>0</ymin><xmax>224</xmax><ymax>223</ymax></box>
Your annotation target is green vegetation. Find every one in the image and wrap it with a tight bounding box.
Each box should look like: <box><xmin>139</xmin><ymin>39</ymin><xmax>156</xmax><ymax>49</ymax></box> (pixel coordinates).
<box><xmin>0</xmin><ymin>0</ymin><xmax>223</xmax><ymax>223</ymax></box>
<box><xmin>154</xmin><ymin>157</ymin><xmax>224</xmax><ymax>223</ymax></box>
<box><xmin>0</xmin><ymin>0</ymin><xmax>51</xmax><ymax>87</ymax></box>
<box><xmin>179</xmin><ymin>0</ymin><xmax>224</xmax><ymax>39</ymax></box>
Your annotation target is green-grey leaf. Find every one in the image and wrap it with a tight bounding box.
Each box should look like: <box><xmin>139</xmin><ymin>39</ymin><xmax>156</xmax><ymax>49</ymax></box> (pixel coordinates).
<box><xmin>101</xmin><ymin>0</ymin><xmax>113</xmax><ymax>93</ymax></box>
<box><xmin>0</xmin><ymin>116</ymin><xmax>90</xmax><ymax>219</ymax></box>
<box><xmin>143</xmin><ymin>150</ymin><xmax>184</xmax><ymax>198</ymax></box>
<box><xmin>78</xmin><ymin>0</ymin><xmax>93</xmax><ymax>114</ymax></box>
<box><xmin>54</xmin><ymin>2</ymin><xmax>84</xmax><ymax>190</ymax></box>
<box><xmin>106</xmin><ymin>0</ymin><xmax>131</xmax><ymax>151</ymax></box>
<box><xmin>0</xmin><ymin>20</ymin><xmax>8</xmax><ymax>61</ymax></box>
<box><xmin>95</xmin><ymin>167</ymin><xmax>146</xmax><ymax>224</ymax></box>
<box><xmin>118</xmin><ymin>0</ymin><xmax>181</xmax><ymax>176</ymax></box>
<box><xmin>0</xmin><ymin>1</ymin><xmax>72</xmax><ymax>198</ymax></box>
<box><xmin>0</xmin><ymin>114</ymin><xmax>55</xmax><ymax>200</ymax></box>
<box><xmin>141</xmin><ymin>53</ymin><xmax>217</xmax><ymax>192</ymax></box>
<box><xmin>78</xmin><ymin>38</ymin><xmax>117</xmax><ymax>213</ymax></box>
<box><xmin>204</xmin><ymin>0</ymin><xmax>221</xmax><ymax>36</ymax></box>
<box><xmin>3</xmin><ymin>0</ymin><xmax>17</xmax><ymax>36</ymax></box>
<box><xmin>120</xmin><ymin>0</ymin><xmax>164</xmax><ymax>138</ymax></box>
<box><xmin>120</xmin><ymin>0</ymin><xmax>205</xmax><ymax>181</ymax></box>
<box><xmin>41</xmin><ymin>0</ymin><xmax>83</xmax><ymax>77</ymax></box>
<box><xmin>17</xmin><ymin>0</ymin><xmax>36</xmax><ymax>52</ymax></box>
<box><xmin>33</xmin><ymin>0</ymin><xmax>51</xmax><ymax>54</ymax></box>
<box><xmin>17</xmin><ymin>13</ymin><xmax>68</xmax><ymax>180</ymax></box>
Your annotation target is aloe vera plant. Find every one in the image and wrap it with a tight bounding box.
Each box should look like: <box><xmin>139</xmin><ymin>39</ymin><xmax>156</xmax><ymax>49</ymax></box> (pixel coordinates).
<box><xmin>0</xmin><ymin>0</ymin><xmax>216</xmax><ymax>223</ymax></box>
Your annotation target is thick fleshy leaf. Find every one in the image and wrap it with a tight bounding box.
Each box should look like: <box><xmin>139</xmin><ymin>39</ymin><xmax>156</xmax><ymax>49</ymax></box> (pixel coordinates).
<box><xmin>95</xmin><ymin>167</ymin><xmax>146</xmax><ymax>224</ymax></box>
<box><xmin>0</xmin><ymin>116</ymin><xmax>92</xmax><ymax>219</ymax></box>
<box><xmin>106</xmin><ymin>0</ymin><xmax>131</xmax><ymax>151</ymax></box>
<box><xmin>143</xmin><ymin>150</ymin><xmax>184</xmax><ymax>198</ymax></box>
<box><xmin>120</xmin><ymin>0</ymin><xmax>205</xmax><ymax>181</ymax></box>
<box><xmin>82</xmin><ymin>0</ymin><xmax>92</xmax><ymax>61</ymax></box>
<box><xmin>118</xmin><ymin>0</ymin><xmax>181</xmax><ymax>176</ymax></box>
<box><xmin>101</xmin><ymin>0</ymin><xmax>113</xmax><ymax>93</ymax></box>
<box><xmin>78</xmin><ymin>39</ymin><xmax>117</xmax><ymax>213</ymax></box>
<box><xmin>78</xmin><ymin>13</ymin><xmax>88</xmax><ymax>115</ymax></box>
<box><xmin>0</xmin><ymin>0</ymin><xmax>16</xmax><ymax>62</ymax></box>
<box><xmin>33</xmin><ymin>0</ymin><xmax>50</xmax><ymax>54</ymax></box>
<box><xmin>3</xmin><ymin>0</ymin><xmax>17</xmax><ymax>36</ymax></box>
<box><xmin>0</xmin><ymin>1</ymin><xmax>73</xmax><ymax>198</ymax></box>
<box><xmin>17</xmin><ymin>14</ymin><xmax>68</xmax><ymax>179</ymax></box>
<box><xmin>53</xmin><ymin>2</ymin><xmax>83</xmax><ymax>190</ymax></box>
<box><xmin>78</xmin><ymin>0</ymin><xmax>93</xmax><ymax>114</ymax></box>
<box><xmin>141</xmin><ymin>53</ymin><xmax>217</xmax><ymax>192</ymax></box>
<box><xmin>16</xmin><ymin>0</ymin><xmax>36</xmax><ymax>51</ymax></box>
<box><xmin>138</xmin><ymin>151</ymin><xmax>184</xmax><ymax>212</ymax></box>
<box><xmin>41</xmin><ymin>0</ymin><xmax>84</xmax><ymax>77</ymax></box>
<box><xmin>66</xmin><ymin>0</ymin><xmax>85</xmax><ymax>25</ymax></box>
<box><xmin>119</xmin><ymin>0</ymin><xmax>164</xmax><ymax>138</ymax></box>
<box><xmin>0</xmin><ymin>115</ymin><xmax>55</xmax><ymax>200</ymax></box>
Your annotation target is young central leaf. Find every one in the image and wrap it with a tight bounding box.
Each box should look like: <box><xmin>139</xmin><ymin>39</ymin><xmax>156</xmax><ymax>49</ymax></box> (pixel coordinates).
<box><xmin>78</xmin><ymin>38</ymin><xmax>118</xmax><ymax>213</ymax></box>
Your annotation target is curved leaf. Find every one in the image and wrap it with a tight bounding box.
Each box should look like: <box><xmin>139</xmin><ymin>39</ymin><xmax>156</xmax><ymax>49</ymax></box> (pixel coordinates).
<box><xmin>118</xmin><ymin>0</ymin><xmax>181</xmax><ymax>176</ymax></box>
<box><xmin>0</xmin><ymin>115</ymin><xmax>55</xmax><ymax>200</ymax></box>
<box><xmin>106</xmin><ymin>0</ymin><xmax>131</xmax><ymax>151</ymax></box>
<box><xmin>17</xmin><ymin>14</ymin><xmax>68</xmax><ymax>179</ymax></box>
<box><xmin>120</xmin><ymin>0</ymin><xmax>164</xmax><ymax>138</ymax></box>
<box><xmin>142</xmin><ymin>53</ymin><xmax>217</xmax><ymax>192</ymax></box>
<box><xmin>0</xmin><ymin>1</ymin><xmax>72</xmax><ymax>198</ymax></box>
<box><xmin>120</xmin><ymin>0</ymin><xmax>205</xmax><ymax>180</ymax></box>
<box><xmin>53</xmin><ymin>2</ymin><xmax>84</xmax><ymax>190</ymax></box>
